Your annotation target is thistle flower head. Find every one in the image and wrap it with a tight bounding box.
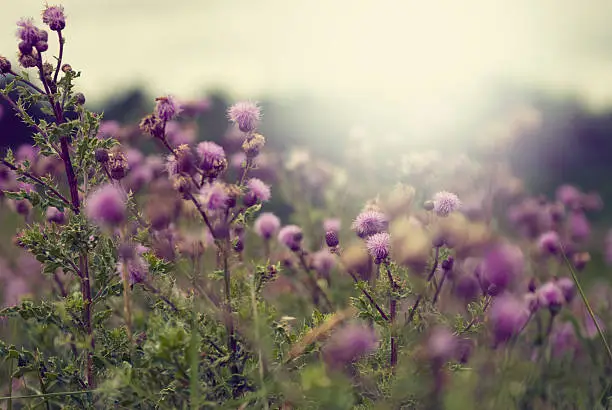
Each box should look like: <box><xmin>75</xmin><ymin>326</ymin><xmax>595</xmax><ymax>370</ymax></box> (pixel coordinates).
<box><xmin>0</xmin><ymin>56</ymin><xmax>11</xmax><ymax>74</ymax></box>
<box><xmin>196</xmin><ymin>141</ymin><xmax>227</xmax><ymax>178</ymax></box>
<box><xmin>550</xmin><ymin>322</ymin><xmax>579</xmax><ymax>358</ymax></box>
<box><xmin>556</xmin><ymin>184</ymin><xmax>582</xmax><ymax>209</ymax></box>
<box><xmin>325</xmin><ymin>230</ymin><xmax>339</xmax><ymax>248</ymax></box>
<box><xmin>536</xmin><ymin>281</ymin><xmax>564</xmax><ymax>312</ymax></box>
<box><xmin>85</xmin><ymin>184</ymin><xmax>126</xmax><ymax>227</ymax></box>
<box><xmin>16</xmin><ymin>18</ymin><xmax>44</xmax><ymax>46</ymax></box>
<box><xmin>480</xmin><ymin>243</ymin><xmax>524</xmax><ymax>296</ymax></box>
<box><xmin>351</xmin><ymin>210</ymin><xmax>388</xmax><ymax>238</ymax></box>
<box><xmin>227</xmin><ymin>101</ymin><xmax>261</xmax><ymax>133</ymax></box>
<box><xmin>489</xmin><ymin>294</ymin><xmax>529</xmax><ymax>346</ymax></box>
<box><xmin>117</xmin><ymin>256</ymin><xmax>148</xmax><ymax>285</ymax></box>
<box><xmin>322</xmin><ymin>323</ymin><xmax>379</xmax><ymax>370</ymax></box>
<box><xmin>555</xmin><ymin>277</ymin><xmax>576</xmax><ymax>303</ymax></box>
<box><xmin>200</xmin><ymin>182</ymin><xmax>228</xmax><ymax>211</ymax></box>
<box><xmin>323</xmin><ymin>218</ymin><xmax>341</xmax><ymax>233</ymax></box>
<box><xmin>41</xmin><ymin>5</ymin><xmax>66</xmax><ymax>31</ymax></box>
<box><xmin>278</xmin><ymin>225</ymin><xmax>303</xmax><ymax>251</ymax></box>
<box><xmin>432</xmin><ymin>191</ymin><xmax>461</xmax><ymax>217</ymax></box>
<box><xmin>244</xmin><ymin>178</ymin><xmax>271</xmax><ymax>206</ymax></box>
<box><xmin>537</xmin><ymin>231</ymin><xmax>560</xmax><ymax>255</ymax></box>
<box><xmin>45</xmin><ymin>206</ymin><xmax>65</xmax><ymax>224</ymax></box>
<box><xmin>155</xmin><ymin>95</ymin><xmax>181</xmax><ymax>122</ymax></box>
<box><xmin>312</xmin><ymin>250</ymin><xmax>336</xmax><ymax>279</ymax></box>
<box><xmin>568</xmin><ymin>210</ymin><xmax>591</xmax><ymax>242</ymax></box>
<box><xmin>366</xmin><ymin>232</ymin><xmax>390</xmax><ymax>263</ymax></box>
<box><xmin>427</xmin><ymin>326</ymin><xmax>457</xmax><ymax>363</ymax></box>
<box><xmin>253</xmin><ymin>212</ymin><xmax>280</xmax><ymax>240</ymax></box>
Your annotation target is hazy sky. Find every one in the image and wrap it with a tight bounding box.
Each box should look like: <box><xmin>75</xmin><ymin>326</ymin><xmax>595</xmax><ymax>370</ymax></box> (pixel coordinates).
<box><xmin>2</xmin><ymin>1</ymin><xmax>612</xmax><ymax>126</ymax></box>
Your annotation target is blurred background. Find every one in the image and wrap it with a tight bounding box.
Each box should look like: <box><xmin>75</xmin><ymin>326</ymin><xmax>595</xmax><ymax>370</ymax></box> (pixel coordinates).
<box><xmin>2</xmin><ymin>0</ymin><xmax>612</xmax><ymax>216</ymax></box>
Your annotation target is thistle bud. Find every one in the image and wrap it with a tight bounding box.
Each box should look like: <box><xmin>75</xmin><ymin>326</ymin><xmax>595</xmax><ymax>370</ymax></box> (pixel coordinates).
<box><xmin>61</xmin><ymin>63</ymin><xmax>72</xmax><ymax>73</ymax></box>
<box><xmin>95</xmin><ymin>148</ymin><xmax>109</xmax><ymax>164</ymax></box>
<box><xmin>0</xmin><ymin>56</ymin><xmax>11</xmax><ymax>74</ymax></box>
<box><xmin>423</xmin><ymin>200</ymin><xmax>434</xmax><ymax>211</ymax></box>
<box><xmin>74</xmin><ymin>93</ymin><xmax>86</xmax><ymax>105</ymax></box>
<box><xmin>108</xmin><ymin>150</ymin><xmax>129</xmax><ymax>180</ymax></box>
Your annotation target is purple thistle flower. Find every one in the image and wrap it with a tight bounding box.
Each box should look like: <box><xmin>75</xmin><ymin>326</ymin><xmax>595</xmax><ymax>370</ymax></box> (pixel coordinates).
<box><xmin>453</xmin><ymin>273</ymin><xmax>480</xmax><ymax>302</ymax></box>
<box><xmin>536</xmin><ymin>281</ymin><xmax>564</xmax><ymax>312</ymax></box>
<box><xmin>556</xmin><ymin>277</ymin><xmax>575</xmax><ymax>303</ymax></box>
<box><xmin>556</xmin><ymin>184</ymin><xmax>582</xmax><ymax>209</ymax></box>
<box><xmin>196</xmin><ymin>141</ymin><xmax>227</xmax><ymax>178</ymax></box>
<box><xmin>427</xmin><ymin>326</ymin><xmax>457</xmax><ymax>363</ymax></box>
<box><xmin>97</xmin><ymin>120</ymin><xmax>121</xmax><ymax>139</ymax></box>
<box><xmin>480</xmin><ymin>243</ymin><xmax>524</xmax><ymax>296</ymax></box>
<box><xmin>322</xmin><ymin>323</ymin><xmax>379</xmax><ymax>370</ymax></box>
<box><xmin>323</xmin><ymin>218</ymin><xmax>341</xmax><ymax>233</ymax></box>
<box><xmin>312</xmin><ymin>250</ymin><xmax>336</xmax><ymax>280</ymax></box>
<box><xmin>351</xmin><ymin>210</ymin><xmax>388</xmax><ymax>238</ymax></box>
<box><xmin>46</xmin><ymin>206</ymin><xmax>65</xmax><ymax>224</ymax></box>
<box><xmin>16</xmin><ymin>18</ymin><xmax>43</xmax><ymax>46</ymax></box>
<box><xmin>489</xmin><ymin>294</ymin><xmax>530</xmax><ymax>346</ymax></box>
<box><xmin>254</xmin><ymin>212</ymin><xmax>280</xmax><ymax>240</ymax></box>
<box><xmin>155</xmin><ymin>95</ymin><xmax>182</xmax><ymax>122</ymax></box>
<box><xmin>325</xmin><ymin>230</ymin><xmax>339</xmax><ymax>248</ymax></box>
<box><xmin>117</xmin><ymin>256</ymin><xmax>148</xmax><ymax>285</ymax></box>
<box><xmin>366</xmin><ymin>232</ymin><xmax>390</xmax><ymax>263</ymax></box>
<box><xmin>432</xmin><ymin>191</ymin><xmax>461</xmax><ymax>217</ymax></box>
<box><xmin>568</xmin><ymin>210</ymin><xmax>591</xmax><ymax>242</ymax></box>
<box><xmin>200</xmin><ymin>183</ymin><xmax>228</xmax><ymax>211</ymax></box>
<box><xmin>227</xmin><ymin>101</ymin><xmax>261</xmax><ymax>133</ymax></box>
<box><xmin>278</xmin><ymin>225</ymin><xmax>303</xmax><ymax>251</ymax></box>
<box><xmin>41</xmin><ymin>5</ymin><xmax>66</xmax><ymax>31</ymax></box>
<box><xmin>85</xmin><ymin>184</ymin><xmax>126</xmax><ymax>226</ymax></box>
<box><xmin>244</xmin><ymin>178</ymin><xmax>271</xmax><ymax>206</ymax></box>
<box><xmin>537</xmin><ymin>231</ymin><xmax>560</xmax><ymax>255</ymax></box>
<box><xmin>550</xmin><ymin>322</ymin><xmax>579</xmax><ymax>358</ymax></box>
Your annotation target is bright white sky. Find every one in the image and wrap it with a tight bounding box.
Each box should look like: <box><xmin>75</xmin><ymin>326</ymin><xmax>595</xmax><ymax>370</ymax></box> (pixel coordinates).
<box><xmin>2</xmin><ymin>0</ymin><xmax>612</xmax><ymax>135</ymax></box>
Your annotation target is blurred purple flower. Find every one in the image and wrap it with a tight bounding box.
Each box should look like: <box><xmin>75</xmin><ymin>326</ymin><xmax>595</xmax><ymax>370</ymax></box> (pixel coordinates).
<box><xmin>480</xmin><ymin>243</ymin><xmax>524</xmax><ymax>296</ymax></box>
<box><xmin>489</xmin><ymin>294</ymin><xmax>530</xmax><ymax>346</ymax></box>
<box><xmin>537</xmin><ymin>231</ymin><xmax>560</xmax><ymax>255</ymax></box>
<box><xmin>244</xmin><ymin>178</ymin><xmax>271</xmax><ymax>206</ymax></box>
<box><xmin>200</xmin><ymin>183</ymin><xmax>228</xmax><ymax>211</ymax></box>
<box><xmin>312</xmin><ymin>250</ymin><xmax>336</xmax><ymax>280</ymax></box>
<box><xmin>85</xmin><ymin>184</ymin><xmax>126</xmax><ymax>226</ymax></box>
<box><xmin>556</xmin><ymin>185</ymin><xmax>582</xmax><ymax>209</ymax></box>
<box><xmin>278</xmin><ymin>225</ymin><xmax>303</xmax><ymax>251</ymax></box>
<box><xmin>46</xmin><ymin>206</ymin><xmax>65</xmax><ymax>224</ymax></box>
<box><xmin>556</xmin><ymin>277</ymin><xmax>575</xmax><ymax>303</ymax></box>
<box><xmin>97</xmin><ymin>120</ymin><xmax>121</xmax><ymax>139</ymax></box>
<box><xmin>322</xmin><ymin>323</ymin><xmax>379</xmax><ymax>369</ymax></box>
<box><xmin>117</xmin><ymin>256</ymin><xmax>148</xmax><ymax>285</ymax></box>
<box><xmin>323</xmin><ymin>218</ymin><xmax>341</xmax><ymax>233</ymax></box>
<box><xmin>254</xmin><ymin>212</ymin><xmax>280</xmax><ymax>240</ymax></box>
<box><xmin>536</xmin><ymin>281</ymin><xmax>564</xmax><ymax>311</ymax></box>
<box><xmin>550</xmin><ymin>322</ymin><xmax>579</xmax><ymax>358</ymax></box>
<box><xmin>427</xmin><ymin>326</ymin><xmax>457</xmax><ymax>363</ymax></box>
<box><xmin>197</xmin><ymin>141</ymin><xmax>227</xmax><ymax>178</ymax></box>
<box><xmin>568</xmin><ymin>210</ymin><xmax>590</xmax><ymax>242</ymax></box>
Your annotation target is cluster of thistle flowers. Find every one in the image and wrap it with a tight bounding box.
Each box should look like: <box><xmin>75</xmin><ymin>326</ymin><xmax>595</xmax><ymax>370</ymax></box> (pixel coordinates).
<box><xmin>303</xmin><ymin>177</ymin><xmax>611</xmax><ymax>372</ymax></box>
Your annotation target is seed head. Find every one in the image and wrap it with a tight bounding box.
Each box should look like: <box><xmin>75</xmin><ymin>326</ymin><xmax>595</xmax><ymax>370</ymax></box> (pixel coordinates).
<box><xmin>242</xmin><ymin>133</ymin><xmax>266</xmax><ymax>157</ymax></box>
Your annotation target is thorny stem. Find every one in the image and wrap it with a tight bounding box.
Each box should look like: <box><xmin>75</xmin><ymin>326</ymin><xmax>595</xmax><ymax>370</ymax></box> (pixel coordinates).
<box><xmin>0</xmin><ymin>159</ymin><xmax>73</xmax><ymax>210</ymax></box>
<box><xmin>53</xmin><ymin>31</ymin><xmax>64</xmax><ymax>84</ymax></box>
<box><xmin>36</xmin><ymin>56</ymin><xmax>96</xmax><ymax>388</ymax></box>
<box><xmin>431</xmin><ymin>269</ymin><xmax>448</xmax><ymax>306</ymax></box>
<box><xmin>461</xmin><ymin>296</ymin><xmax>492</xmax><ymax>333</ymax></box>
<box><xmin>144</xmin><ymin>282</ymin><xmax>179</xmax><ymax>312</ymax></box>
<box><xmin>348</xmin><ymin>271</ymin><xmax>389</xmax><ymax>321</ymax></box>
<box><xmin>407</xmin><ymin>247</ymin><xmax>441</xmax><ymax>323</ymax></box>
<box><xmin>384</xmin><ymin>263</ymin><xmax>399</xmax><ymax>368</ymax></box>
<box><xmin>238</xmin><ymin>158</ymin><xmax>252</xmax><ymax>187</ymax></box>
